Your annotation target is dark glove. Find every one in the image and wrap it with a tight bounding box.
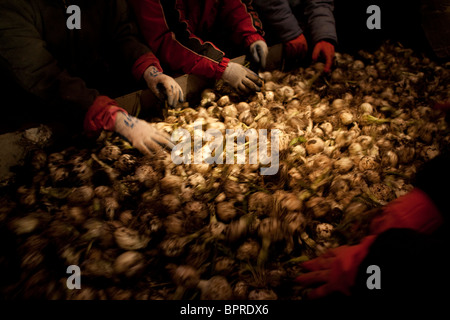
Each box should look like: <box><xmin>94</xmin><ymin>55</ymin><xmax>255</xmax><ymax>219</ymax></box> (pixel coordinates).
<box><xmin>284</xmin><ymin>33</ymin><xmax>308</xmax><ymax>61</ymax></box>
<box><xmin>312</xmin><ymin>40</ymin><xmax>335</xmax><ymax>73</ymax></box>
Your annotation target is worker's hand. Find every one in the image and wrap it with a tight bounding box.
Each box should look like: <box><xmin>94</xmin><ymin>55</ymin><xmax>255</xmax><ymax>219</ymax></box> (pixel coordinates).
<box><xmin>295</xmin><ymin>236</ymin><xmax>376</xmax><ymax>299</ymax></box>
<box><xmin>143</xmin><ymin>66</ymin><xmax>184</xmax><ymax>107</ymax></box>
<box><xmin>284</xmin><ymin>33</ymin><xmax>308</xmax><ymax>61</ymax></box>
<box><xmin>312</xmin><ymin>40</ymin><xmax>335</xmax><ymax>73</ymax></box>
<box><xmin>114</xmin><ymin>111</ymin><xmax>174</xmax><ymax>156</ymax></box>
<box><xmin>249</xmin><ymin>40</ymin><xmax>268</xmax><ymax>70</ymax></box>
<box><xmin>221</xmin><ymin>62</ymin><xmax>263</xmax><ymax>94</ymax></box>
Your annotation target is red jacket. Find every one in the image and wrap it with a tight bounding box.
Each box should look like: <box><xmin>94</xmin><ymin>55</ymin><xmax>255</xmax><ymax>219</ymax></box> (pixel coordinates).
<box><xmin>129</xmin><ymin>0</ymin><xmax>265</xmax><ymax>80</ymax></box>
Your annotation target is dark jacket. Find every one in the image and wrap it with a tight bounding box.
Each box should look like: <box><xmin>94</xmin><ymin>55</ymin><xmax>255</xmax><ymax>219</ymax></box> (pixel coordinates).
<box><xmin>251</xmin><ymin>0</ymin><xmax>337</xmax><ymax>45</ymax></box>
<box><xmin>0</xmin><ymin>0</ymin><xmax>159</xmax><ymax>132</ymax></box>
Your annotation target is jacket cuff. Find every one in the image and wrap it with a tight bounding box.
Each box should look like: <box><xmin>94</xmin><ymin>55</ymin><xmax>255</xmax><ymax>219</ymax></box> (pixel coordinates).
<box><xmin>132</xmin><ymin>52</ymin><xmax>163</xmax><ymax>81</ymax></box>
<box><xmin>215</xmin><ymin>57</ymin><xmax>231</xmax><ymax>80</ymax></box>
<box><xmin>243</xmin><ymin>34</ymin><xmax>266</xmax><ymax>48</ymax></box>
<box><xmin>83</xmin><ymin>96</ymin><xmax>127</xmax><ymax>136</ymax></box>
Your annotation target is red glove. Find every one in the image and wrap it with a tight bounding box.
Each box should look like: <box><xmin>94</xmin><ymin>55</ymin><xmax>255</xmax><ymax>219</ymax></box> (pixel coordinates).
<box><xmin>369</xmin><ymin>188</ymin><xmax>443</xmax><ymax>235</ymax></box>
<box><xmin>296</xmin><ymin>235</ymin><xmax>377</xmax><ymax>299</ymax></box>
<box><xmin>312</xmin><ymin>41</ymin><xmax>335</xmax><ymax>73</ymax></box>
<box><xmin>296</xmin><ymin>188</ymin><xmax>443</xmax><ymax>298</ymax></box>
<box><xmin>284</xmin><ymin>33</ymin><xmax>308</xmax><ymax>61</ymax></box>
<box><xmin>83</xmin><ymin>96</ymin><xmax>127</xmax><ymax>136</ymax></box>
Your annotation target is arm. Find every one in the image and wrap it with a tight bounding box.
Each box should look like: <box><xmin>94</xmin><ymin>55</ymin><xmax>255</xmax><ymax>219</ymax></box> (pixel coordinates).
<box><xmin>108</xmin><ymin>0</ymin><xmax>183</xmax><ymax>106</ymax></box>
<box><xmin>304</xmin><ymin>0</ymin><xmax>337</xmax><ymax>45</ymax></box>
<box><xmin>296</xmin><ymin>153</ymin><xmax>447</xmax><ymax>299</ymax></box>
<box><xmin>107</xmin><ymin>0</ymin><xmax>163</xmax><ymax>80</ymax></box>
<box><xmin>0</xmin><ymin>0</ymin><xmax>97</xmax><ymax>112</ymax></box>
<box><xmin>221</xmin><ymin>0</ymin><xmax>266</xmax><ymax>46</ymax></box>
<box><xmin>251</xmin><ymin>0</ymin><xmax>303</xmax><ymax>43</ymax></box>
<box><xmin>129</xmin><ymin>0</ymin><xmax>229</xmax><ymax>80</ymax></box>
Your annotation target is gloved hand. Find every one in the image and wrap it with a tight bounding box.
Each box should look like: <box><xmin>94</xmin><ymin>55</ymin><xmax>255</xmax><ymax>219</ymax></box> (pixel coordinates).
<box><xmin>295</xmin><ymin>187</ymin><xmax>443</xmax><ymax>299</ymax></box>
<box><xmin>249</xmin><ymin>40</ymin><xmax>268</xmax><ymax>70</ymax></box>
<box><xmin>312</xmin><ymin>40</ymin><xmax>335</xmax><ymax>73</ymax></box>
<box><xmin>284</xmin><ymin>33</ymin><xmax>308</xmax><ymax>61</ymax></box>
<box><xmin>221</xmin><ymin>62</ymin><xmax>263</xmax><ymax>94</ymax></box>
<box><xmin>295</xmin><ymin>235</ymin><xmax>376</xmax><ymax>299</ymax></box>
<box><xmin>114</xmin><ymin>111</ymin><xmax>174</xmax><ymax>156</ymax></box>
<box><xmin>143</xmin><ymin>66</ymin><xmax>184</xmax><ymax>107</ymax></box>
<box><xmin>84</xmin><ymin>96</ymin><xmax>174</xmax><ymax>155</ymax></box>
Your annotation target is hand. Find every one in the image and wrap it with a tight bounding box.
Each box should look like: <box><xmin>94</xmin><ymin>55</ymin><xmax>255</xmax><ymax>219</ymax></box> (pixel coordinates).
<box><xmin>249</xmin><ymin>40</ymin><xmax>268</xmax><ymax>70</ymax></box>
<box><xmin>114</xmin><ymin>111</ymin><xmax>174</xmax><ymax>156</ymax></box>
<box><xmin>284</xmin><ymin>33</ymin><xmax>308</xmax><ymax>61</ymax></box>
<box><xmin>312</xmin><ymin>41</ymin><xmax>335</xmax><ymax>73</ymax></box>
<box><xmin>221</xmin><ymin>62</ymin><xmax>263</xmax><ymax>94</ymax></box>
<box><xmin>144</xmin><ymin>66</ymin><xmax>184</xmax><ymax>107</ymax></box>
<box><xmin>295</xmin><ymin>236</ymin><xmax>376</xmax><ymax>299</ymax></box>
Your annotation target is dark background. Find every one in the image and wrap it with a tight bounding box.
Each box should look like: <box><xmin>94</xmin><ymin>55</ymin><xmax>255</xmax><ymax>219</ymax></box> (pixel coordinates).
<box><xmin>333</xmin><ymin>0</ymin><xmax>437</xmax><ymax>56</ymax></box>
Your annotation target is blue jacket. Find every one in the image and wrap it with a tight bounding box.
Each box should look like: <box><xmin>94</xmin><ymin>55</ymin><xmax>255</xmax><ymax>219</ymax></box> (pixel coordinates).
<box><xmin>251</xmin><ymin>0</ymin><xmax>337</xmax><ymax>45</ymax></box>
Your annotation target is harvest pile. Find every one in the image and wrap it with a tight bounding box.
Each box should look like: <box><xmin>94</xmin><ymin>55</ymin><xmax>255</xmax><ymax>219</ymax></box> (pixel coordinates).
<box><xmin>0</xmin><ymin>42</ymin><xmax>449</xmax><ymax>300</ymax></box>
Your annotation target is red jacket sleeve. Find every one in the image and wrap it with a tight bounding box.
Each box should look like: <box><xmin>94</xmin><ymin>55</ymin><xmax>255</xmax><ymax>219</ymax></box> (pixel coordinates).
<box><xmin>83</xmin><ymin>96</ymin><xmax>127</xmax><ymax>136</ymax></box>
<box><xmin>221</xmin><ymin>0</ymin><xmax>265</xmax><ymax>47</ymax></box>
<box><xmin>129</xmin><ymin>0</ymin><xmax>229</xmax><ymax>80</ymax></box>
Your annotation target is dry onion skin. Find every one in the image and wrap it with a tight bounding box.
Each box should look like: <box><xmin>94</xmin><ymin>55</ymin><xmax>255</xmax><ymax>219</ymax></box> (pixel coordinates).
<box><xmin>0</xmin><ymin>41</ymin><xmax>449</xmax><ymax>300</ymax></box>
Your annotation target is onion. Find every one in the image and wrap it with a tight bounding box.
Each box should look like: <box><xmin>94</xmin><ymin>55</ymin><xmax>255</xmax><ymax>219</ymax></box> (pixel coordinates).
<box><xmin>339</xmin><ymin>111</ymin><xmax>354</xmax><ymax>125</ymax></box>
<box><xmin>233</xmin><ymin>281</ymin><xmax>249</xmax><ymax>300</ymax></box>
<box><xmin>315</xmin><ymin>223</ymin><xmax>334</xmax><ymax>240</ymax></box>
<box><xmin>164</xmin><ymin>213</ymin><xmax>185</xmax><ymax>234</ymax></box>
<box><xmin>334</xmin><ymin>157</ymin><xmax>354</xmax><ymax>173</ymax></box>
<box><xmin>236</xmin><ymin>239</ymin><xmax>260</xmax><ymax>261</ymax></box>
<box><xmin>113</xmin><ymin>251</ymin><xmax>146</xmax><ymax>278</ymax></box>
<box><xmin>217</xmin><ymin>95</ymin><xmax>230</xmax><ymax>107</ymax></box>
<box><xmin>114</xmin><ymin>227</ymin><xmax>150</xmax><ymax>250</ymax></box>
<box><xmin>68</xmin><ymin>186</ymin><xmax>94</xmax><ymax>205</ymax></box>
<box><xmin>221</xmin><ymin>104</ymin><xmax>238</xmax><ymax>119</ymax></box>
<box><xmin>9</xmin><ymin>215</ymin><xmax>40</xmax><ymax>235</ymax></box>
<box><xmin>305</xmin><ymin>138</ymin><xmax>324</xmax><ymax>155</ymax></box>
<box><xmin>161</xmin><ymin>194</ymin><xmax>181</xmax><ymax>214</ymax></box>
<box><xmin>331</xmin><ymin>98</ymin><xmax>346</xmax><ymax>111</ymax></box>
<box><xmin>248</xmin><ymin>192</ymin><xmax>273</xmax><ymax>216</ymax></box>
<box><xmin>172</xmin><ymin>265</ymin><xmax>200</xmax><ymax>289</ymax></box>
<box><xmin>98</xmin><ymin>145</ymin><xmax>121</xmax><ymax>162</ymax></box>
<box><xmin>214</xmin><ymin>257</ymin><xmax>235</xmax><ymax>274</ymax></box>
<box><xmin>236</xmin><ymin>101</ymin><xmax>251</xmax><ymax>113</ymax></box>
<box><xmin>198</xmin><ymin>276</ymin><xmax>233</xmax><ymax>300</ymax></box>
<box><xmin>216</xmin><ymin>201</ymin><xmax>237</xmax><ymax>223</ymax></box>
<box><xmin>201</xmin><ymin>88</ymin><xmax>216</xmax><ymax>101</ymax></box>
<box><xmin>160</xmin><ymin>175</ymin><xmax>183</xmax><ymax>193</ymax></box>
<box><xmin>248</xmin><ymin>289</ymin><xmax>277</xmax><ymax>300</ymax></box>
